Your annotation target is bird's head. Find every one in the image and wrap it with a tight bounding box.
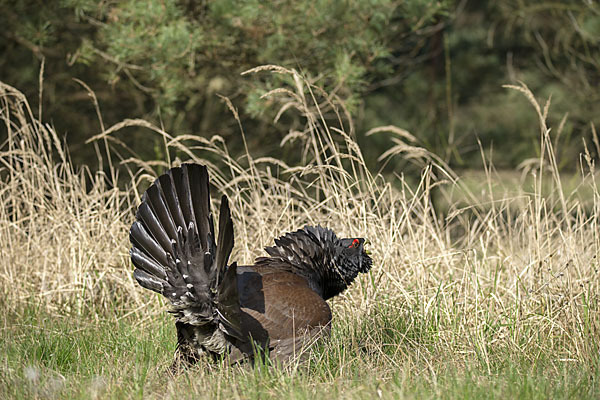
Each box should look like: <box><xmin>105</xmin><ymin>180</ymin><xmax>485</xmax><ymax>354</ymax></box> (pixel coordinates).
<box><xmin>322</xmin><ymin>236</ymin><xmax>372</xmax><ymax>299</ymax></box>
<box><xmin>337</xmin><ymin>237</ymin><xmax>372</xmax><ymax>276</ymax></box>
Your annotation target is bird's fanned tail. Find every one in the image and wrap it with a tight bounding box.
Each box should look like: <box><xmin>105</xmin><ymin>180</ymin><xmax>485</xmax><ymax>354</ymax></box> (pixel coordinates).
<box><xmin>129</xmin><ymin>164</ymin><xmax>242</xmax><ymax>346</ymax></box>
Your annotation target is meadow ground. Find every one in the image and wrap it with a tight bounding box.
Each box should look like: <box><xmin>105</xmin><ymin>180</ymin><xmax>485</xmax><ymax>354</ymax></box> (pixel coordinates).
<box><xmin>0</xmin><ymin>70</ymin><xmax>598</xmax><ymax>399</ymax></box>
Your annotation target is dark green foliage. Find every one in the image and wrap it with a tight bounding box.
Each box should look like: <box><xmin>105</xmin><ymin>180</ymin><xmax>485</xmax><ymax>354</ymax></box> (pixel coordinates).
<box><xmin>1</xmin><ymin>1</ymin><xmax>599</xmax><ymax>171</ymax></box>
<box><xmin>0</xmin><ymin>0</ymin><xmax>447</xmax><ymax>165</ymax></box>
<box><xmin>363</xmin><ymin>1</ymin><xmax>600</xmax><ymax>169</ymax></box>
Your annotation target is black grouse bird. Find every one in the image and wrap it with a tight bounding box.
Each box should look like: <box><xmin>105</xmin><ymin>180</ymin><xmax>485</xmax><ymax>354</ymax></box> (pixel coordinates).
<box><xmin>129</xmin><ymin>163</ymin><xmax>372</xmax><ymax>366</ymax></box>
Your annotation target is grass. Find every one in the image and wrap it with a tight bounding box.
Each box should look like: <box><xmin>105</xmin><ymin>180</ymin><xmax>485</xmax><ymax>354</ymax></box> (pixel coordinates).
<box><xmin>1</xmin><ymin>68</ymin><xmax>599</xmax><ymax>398</ymax></box>
<box><xmin>2</xmin><ymin>304</ymin><xmax>597</xmax><ymax>399</ymax></box>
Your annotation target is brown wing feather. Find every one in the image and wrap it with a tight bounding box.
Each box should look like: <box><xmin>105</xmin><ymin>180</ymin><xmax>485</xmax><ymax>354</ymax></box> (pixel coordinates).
<box><xmin>239</xmin><ymin>270</ymin><xmax>332</xmax><ymax>360</ymax></box>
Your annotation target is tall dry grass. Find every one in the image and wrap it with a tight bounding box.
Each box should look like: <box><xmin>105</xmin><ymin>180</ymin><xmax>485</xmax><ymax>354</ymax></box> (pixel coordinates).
<box><xmin>0</xmin><ymin>82</ymin><xmax>140</xmax><ymax>317</ymax></box>
<box><xmin>1</xmin><ymin>65</ymin><xmax>599</xmax><ymax>380</ymax></box>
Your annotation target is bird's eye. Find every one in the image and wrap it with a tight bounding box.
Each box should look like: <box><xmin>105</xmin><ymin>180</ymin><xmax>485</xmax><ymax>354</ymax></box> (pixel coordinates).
<box><xmin>350</xmin><ymin>239</ymin><xmax>360</xmax><ymax>248</ymax></box>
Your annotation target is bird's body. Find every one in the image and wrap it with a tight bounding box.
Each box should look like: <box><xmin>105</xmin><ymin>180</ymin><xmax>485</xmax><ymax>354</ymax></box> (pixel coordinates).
<box><xmin>177</xmin><ymin>266</ymin><xmax>333</xmax><ymax>364</ymax></box>
<box><xmin>129</xmin><ymin>163</ymin><xmax>372</xmax><ymax>367</ymax></box>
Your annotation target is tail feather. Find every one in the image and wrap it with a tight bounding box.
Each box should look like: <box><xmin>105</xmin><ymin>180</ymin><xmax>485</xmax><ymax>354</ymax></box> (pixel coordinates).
<box><xmin>157</xmin><ymin>173</ymin><xmax>186</xmax><ymax>233</ymax></box>
<box><xmin>216</xmin><ymin>262</ymin><xmax>242</xmax><ymax>339</ymax></box>
<box><xmin>136</xmin><ymin>201</ymin><xmax>172</xmax><ymax>252</ymax></box>
<box><xmin>129</xmin><ymin>221</ymin><xmax>168</xmax><ymax>266</ymax></box>
<box><xmin>129</xmin><ymin>163</ymin><xmax>242</xmax><ymax>344</ymax></box>
<box><xmin>188</xmin><ymin>165</ymin><xmax>215</xmax><ymax>258</ymax></box>
<box><xmin>133</xmin><ymin>268</ymin><xmax>168</xmax><ymax>293</ymax></box>
<box><xmin>144</xmin><ymin>184</ymin><xmax>178</xmax><ymax>242</ymax></box>
<box><xmin>215</xmin><ymin>195</ymin><xmax>234</xmax><ymax>282</ymax></box>
<box><xmin>214</xmin><ymin>195</ymin><xmax>241</xmax><ymax>339</ymax></box>
<box><xmin>130</xmin><ymin>246</ymin><xmax>167</xmax><ymax>281</ymax></box>
<box><xmin>170</xmin><ymin>166</ymin><xmax>196</xmax><ymax>237</ymax></box>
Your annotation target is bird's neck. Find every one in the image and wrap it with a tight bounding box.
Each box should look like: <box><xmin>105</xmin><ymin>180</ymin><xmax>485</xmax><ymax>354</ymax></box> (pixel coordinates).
<box><xmin>255</xmin><ymin>230</ymin><xmax>348</xmax><ymax>299</ymax></box>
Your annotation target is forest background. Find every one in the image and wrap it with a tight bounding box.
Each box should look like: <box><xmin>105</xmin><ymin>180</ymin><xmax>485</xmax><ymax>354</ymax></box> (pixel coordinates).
<box><xmin>3</xmin><ymin>0</ymin><xmax>598</xmax><ymax>176</ymax></box>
